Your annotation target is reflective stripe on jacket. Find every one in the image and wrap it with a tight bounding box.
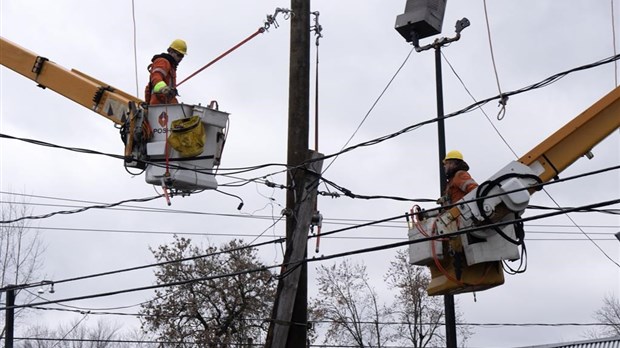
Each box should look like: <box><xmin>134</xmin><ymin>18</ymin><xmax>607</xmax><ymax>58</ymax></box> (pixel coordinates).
<box><xmin>445</xmin><ymin>170</ymin><xmax>478</xmax><ymax>205</ymax></box>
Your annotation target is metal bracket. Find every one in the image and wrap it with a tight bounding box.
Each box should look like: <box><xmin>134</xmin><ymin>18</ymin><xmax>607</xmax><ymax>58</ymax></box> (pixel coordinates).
<box><xmin>31</xmin><ymin>56</ymin><xmax>49</xmax><ymax>88</ymax></box>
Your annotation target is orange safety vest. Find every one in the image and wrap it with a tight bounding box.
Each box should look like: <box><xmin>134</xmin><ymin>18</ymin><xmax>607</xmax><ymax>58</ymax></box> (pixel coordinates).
<box><xmin>144</xmin><ymin>53</ymin><xmax>178</xmax><ymax>105</ymax></box>
<box><xmin>444</xmin><ymin>170</ymin><xmax>478</xmax><ymax>205</ymax></box>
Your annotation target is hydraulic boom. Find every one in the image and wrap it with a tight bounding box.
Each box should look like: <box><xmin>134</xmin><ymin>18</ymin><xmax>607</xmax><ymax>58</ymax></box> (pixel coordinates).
<box><xmin>1</xmin><ymin>37</ymin><xmax>230</xmax><ymax>193</ymax></box>
<box><xmin>408</xmin><ymin>86</ymin><xmax>620</xmax><ymax>295</ymax></box>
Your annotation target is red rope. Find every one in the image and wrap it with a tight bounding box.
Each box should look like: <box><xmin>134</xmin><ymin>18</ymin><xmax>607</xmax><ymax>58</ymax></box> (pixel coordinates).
<box><xmin>177</xmin><ymin>27</ymin><xmax>265</xmax><ymax>87</ymax></box>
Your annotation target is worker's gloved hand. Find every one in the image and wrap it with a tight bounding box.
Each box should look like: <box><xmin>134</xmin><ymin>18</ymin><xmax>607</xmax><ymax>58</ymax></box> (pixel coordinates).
<box><xmin>436</xmin><ymin>196</ymin><xmax>447</xmax><ymax>206</ymax></box>
<box><xmin>160</xmin><ymin>86</ymin><xmax>177</xmax><ymax>98</ymax></box>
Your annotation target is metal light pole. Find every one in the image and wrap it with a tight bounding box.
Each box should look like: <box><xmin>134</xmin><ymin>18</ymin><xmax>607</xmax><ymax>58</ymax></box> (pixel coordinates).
<box><xmin>5</xmin><ymin>285</ymin><xmax>15</xmax><ymax>348</ymax></box>
<box><xmin>395</xmin><ymin>2</ymin><xmax>469</xmax><ymax>347</ymax></box>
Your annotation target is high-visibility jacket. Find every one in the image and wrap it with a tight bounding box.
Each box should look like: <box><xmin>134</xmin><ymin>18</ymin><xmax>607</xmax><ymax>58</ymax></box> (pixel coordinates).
<box><xmin>444</xmin><ymin>170</ymin><xmax>478</xmax><ymax>205</ymax></box>
<box><xmin>144</xmin><ymin>53</ymin><xmax>178</xmax><ymax>105</ymax></box>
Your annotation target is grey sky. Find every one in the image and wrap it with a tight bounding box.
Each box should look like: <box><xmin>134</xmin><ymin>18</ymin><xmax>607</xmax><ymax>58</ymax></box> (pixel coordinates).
<box><xmin>1</xmin><ymin>1</ymin><xmax>619</xmax><ymax>346</ymax></box>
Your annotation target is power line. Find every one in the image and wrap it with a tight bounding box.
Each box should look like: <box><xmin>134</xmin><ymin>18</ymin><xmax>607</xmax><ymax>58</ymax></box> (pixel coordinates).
<box><xmin>1</xmin><ymin>190</ymin><xmax>278</xmax><ymax>220</ymax></box>
<box><xmin>316</xmin><ymin>163</ymin><xmax>620</xmax><ymax>204</ymax></box>
<box><xmin>13</xmin><ymin>224</ymin><xmax>617</xmax><ymax>240</ymax></box>
<box><xmin>322</xmin><ymin>46</ymin><xmax>415</xmax><ymax>174</ymax></box>
<box><xmin>0</xmin><ymin>195</ymin><xmax>163</xmax><ymax>224</ymax></box>
<box><xmin>440</xmin><ymin>46</ymin><xmax>620</xmax><ymax>271</ymax></box>
<box><xmin>0</xmin><ymin>132</ymin><xmax>289</xmax><ymax>180</ymax></box>
<box><xmin>2</xmin><ymin>54</ymin><xmax>618</xmax><ymax>186</ymax></box>
<box><xmin>311</xmin><ymin>54</ymin><xmax>620</xmax><ymax>165</ymax></box>
<box><xmin>481</xmin><ymin>0</ymin><xmax>507</xmax><ymax>121</ymax></box>
<box><xmin>29</xmin><ymin>191</ymin><xmax>616</xmax><ymax>297</ymax></box>
<box><xmin>2</xmin><ymin>198</ymin><xmax>617</xmax><ymax>311</ymax></box>
<box><xmin>311</xmin><ymin>165</ymin><xmax>620</xmax><ymax>241</ymax></box>
<box><xmin>0</xmin><ymin>234</ymin><xmax>285</xmax><ymax>294</ymax></box>
<box><xmin>612</xmin><ymin>0</ymin><xmax>618</xmax><ymax>86</ymax></box>
<box><xmin>3</xmin><ymin>191</ymin><xmax>619</xmax><ymax>230</ymax></box>
<box><xmin>24</xmin><ymin>306</ymin><xmax>620</xmax><ymax>332</ymax></box>
<box><xmin>19</xmin><ymin>306</ymin><xmax>620</xmax><ymax>327</ymax></box>
<box><xmin>441</xmin><ymin>51</ymin><xmax>518</xmax><ymax>158</ymax></box>
<box><xmin>13</xmin><ymin>337</ymin><xmax>198</xmax><ymax>346</ymax></box>
<box><xmin>540</xmin><ymin>187</ymin><xmax>620</xmax><ymax>268</ymax></box>
<box><xmin>50</xmin><ymin>311</ymin><xmax>90</xmax><ymax>348</ymax></box>
<box><xmin>309</xmin><ymin>198</ymin><xmax>620</xmax><ymax>265</ymax></box>
<box><xmin>3</xmin><ymin>165</ymin><xmax>617</xmax><ymax>240</ymax></box>
<box><xmin>1</xmin><ymin>262</ymin><xmax>280</xmax><ymax>310</ymax></box>
<box><xmin>4</xmin><ymin>191</ymin><xmax>619</xmax><ymax>229</ymax></box>
<box><xmin>130</xmin><ymin>0</ymin><xmax>139</xmax><ymax>96</ymax></box>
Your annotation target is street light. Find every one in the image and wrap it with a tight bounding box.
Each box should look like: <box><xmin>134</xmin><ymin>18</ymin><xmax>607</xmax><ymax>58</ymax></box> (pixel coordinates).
<box><xmin>395</xmin><ymin>0</ymin><xmax>448</xmax><ymax>46</ymax></box>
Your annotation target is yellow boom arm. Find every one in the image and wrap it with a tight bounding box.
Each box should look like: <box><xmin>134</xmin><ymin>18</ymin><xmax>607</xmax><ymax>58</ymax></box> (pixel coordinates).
<box><xmin>0</xmin><ymin>36</ymin><xmax>143</xmax><ymax>125</ymax></box>
<box><xmin>519</xmin><ymin>86</ymin><xmax>620</xmax><ymax>183</ymax></box>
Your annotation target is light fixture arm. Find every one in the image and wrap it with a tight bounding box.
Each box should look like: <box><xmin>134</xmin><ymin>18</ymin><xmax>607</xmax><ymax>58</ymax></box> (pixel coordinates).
<box><xmin>413</xmin><ymin>17</ymin><xmax>470</xmax><ymax>52</ymax></box>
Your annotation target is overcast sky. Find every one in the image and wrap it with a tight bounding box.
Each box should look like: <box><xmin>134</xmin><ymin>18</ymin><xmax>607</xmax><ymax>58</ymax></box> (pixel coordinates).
<box><xmin>1</xmin><ymin>1</ymin><xmax>619</xmax><ymax>347</ymax></box>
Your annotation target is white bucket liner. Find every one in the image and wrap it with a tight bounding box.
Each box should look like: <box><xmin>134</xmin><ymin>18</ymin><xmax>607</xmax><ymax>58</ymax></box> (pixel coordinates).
<box><xmin>145</xmin><ymin>103</ymin><xmax>229</xmax><ymax>191</ymax></box>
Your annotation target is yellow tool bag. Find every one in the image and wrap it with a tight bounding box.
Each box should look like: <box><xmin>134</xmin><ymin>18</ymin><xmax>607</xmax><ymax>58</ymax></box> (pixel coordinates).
<box><xmin>167</xmin><ymin>115</ymin><xmax>206</xmax><ymax>158</ymax></box>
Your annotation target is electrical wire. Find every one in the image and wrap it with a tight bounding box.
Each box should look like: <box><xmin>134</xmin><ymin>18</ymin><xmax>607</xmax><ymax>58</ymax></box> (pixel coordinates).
<box><xmin>50</xmin><ymin>311</ymin><xmax>90</xmax><ymax>348</ymax></box>
<box><xmin>0</xmin><ymin>190</ymin><xmax>276</xmax><ymax>221</ymax></box>
<box><xmin>309</xmin><ymin>54</ymin><xmax>620</xmax><ymax>167</ymax></box>
<box><xmin>19</xmin><ymin>306</ymin><xmax>619</xmax><ymax>327</ymax></box>
<box><xmin>320</xmin><ymin>175</ymin><xmax>436</xmax><ymax>203</ymax></box>
<box><xmin>15</xmin><ymin>337</ymin><xmax>194</xmax><ymax>346</ymax></box>
<box><xmin>441</xmin><ymin>51</ymin><xmax>518</xmax><ymax>158</ymax></box>
<box><xmin>440</xmin><ymin>49</ymin><xmax>620</xmax><ymax>269</ymax></box>
<box><xmin>1</xmin><ymin>261</ymin><xmax>280</xmax><ymax>310</ymax></box>
<box><xmin>307</xmin><ymin>199</ymin><xmax>620</xmax><ymax>263</ymax></box>
<box><xmin>612</xmin><ymin>0</ymin><xmax>618</xmax><ymax>87</ymax></box>
<box><xmin>318</xmin><ymin>164</ymin><xmax>619</xmax><ymax>206</ymax></box>
<box><xmin>3</xmin><ymin>164</ymin><xmax>617</xmax><ymax>233</ymax></box>
<box><xmin>8</xmin><ymin>224</ymin><xmax>617</xmax><ymax>243</ymax></box>
<box><xmin>0</xmin><ymin>195</ymin><xmax>163</xmax><ymax>224</ymax></box>
<box><xmin>9</xmin><ymin>337</ymin><xmax>619</xmax><ymax>348</ymax></box>
<box><xmin>25</xmin><ymin>288</ymin><xmax>156</xmax><ymax>312</ymax></box>
<box><xmin>527</xmin><ymin>204</ymin><xmax>619</xmax><ymax>215</ymax></box>
<box><xmin>131</xmin><ymin>0</ymin><xmax>139</xmax><ymax>97</ymax></box>
<box><xmin>0</xmin><ymin>132</ymin><xmax>288</xmax><ymax>181</ymax></box>
<box><xmin>540</xmin><ymin>189</ymin><xmax>620</xmax><ymax>268</ymax></box>
<box><xmin>322</xmin><ymin>47</ymin><xmax>415</xmax><ymax>175</ymax></box>
<box><xmin>1</xmin><ymin>234</ymin><xmax>285</xmax><ymax>295</ymax></box>
<box><xmin>4</xmin><ymin>190</ymin><xmax>619</xmax><ymax>231</ymax></box>
<box><xmin>3</xmin><ymin>197</ymin><xmax>616</xmax><ymax>311</ymax></box>
<box><xmin>1</xmin><ymin>53</ymin><xmax>618</xmax><ymax>185</ymax></box>
<box><xmin>482</xmin><ymin>0</ymin><xmax>507</xmax><ymax>120</ymax></box>
<box><xmin>0</xmin><ymin>54</ymin><xmax>617</xmax><ymax>304</ymax></box>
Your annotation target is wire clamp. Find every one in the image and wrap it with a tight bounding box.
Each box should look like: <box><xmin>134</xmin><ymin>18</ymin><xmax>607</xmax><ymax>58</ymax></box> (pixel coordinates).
<box><xmin>497</xmin><ymin>94</ymin><xmax>509</xmax><ymax>120</ymax></box>
<box><xmin>264</xmin><ymin>7</ymin><xmax>292</xmax><ymax>31</ymax></box>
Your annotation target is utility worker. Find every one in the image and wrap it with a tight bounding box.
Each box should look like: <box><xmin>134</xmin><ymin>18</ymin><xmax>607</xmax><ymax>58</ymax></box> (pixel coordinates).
<box><xmin>145</xmin><ymin>39</ymin><xmax>187</xmax><ymax>105</ymax></box>
<box><xmin>438</xmin><ymin>150</ymin><xmax>479</xmax><ymax>207</ymax></box>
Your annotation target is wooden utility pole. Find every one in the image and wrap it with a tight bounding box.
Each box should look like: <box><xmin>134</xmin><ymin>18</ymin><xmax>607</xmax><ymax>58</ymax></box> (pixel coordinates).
<box><xmin>266</xmin><ymin>152</ymin><xmax>322</xmax><ymax>348</ymax></box>
<box><xmin>285</xmin><ymin>0</ymin><xmax>311</xmax><ymax>345</ymax></box>
<box><xmin>265</xmin><ymin>0</ymin><xmax>312</xmax><ymax>347</ymax></box>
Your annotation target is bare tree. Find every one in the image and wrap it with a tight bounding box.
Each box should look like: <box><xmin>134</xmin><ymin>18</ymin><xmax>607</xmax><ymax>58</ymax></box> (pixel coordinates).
<box><xmin>587</xmin><ymin>294</ymin><xmax>620</xmax><ymax>338</ymax></box>
<box><xmin>311</xmin><ymin>251</ymin><xmax>471</xmax><ymax>348</ymax></box>
<box><xmin>21</xmin><ymin>318</ymin><xmax>137</xmax><ymax>348</ymax></box>
<box><xmin>139</xmin><ymin>236</ymin><xmax>276</xmax><ymax>347</ymax></box>
<box><xmin>385</xmin><ymin>250</ymin><xmax>471</xmax><ymax>347</ymax></box>
<box><xmin>310</xmin><ymin>259</ymin><xmax>395</xmax><ymax>347</ymax></box>
<box><xmin>384</xmin><ymin>250</ymin><xmax>445</xmax><ymax>347</ymax></box>
<box><xmin>0</xmin><ymin>194</ymin><xmax>46</xmax><ymax>337</ymax></box>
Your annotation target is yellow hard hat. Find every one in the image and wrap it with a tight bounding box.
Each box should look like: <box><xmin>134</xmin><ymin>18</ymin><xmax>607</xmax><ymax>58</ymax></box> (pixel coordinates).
<box><xmin>169</xmin><ymin>39</ymin><xmax>187</xmax><ymax>55</ymax></box>
<box><xmin>444</xmin><ymin>150</ymin><xmax>464</xmax><ymax>163</ymax></box>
